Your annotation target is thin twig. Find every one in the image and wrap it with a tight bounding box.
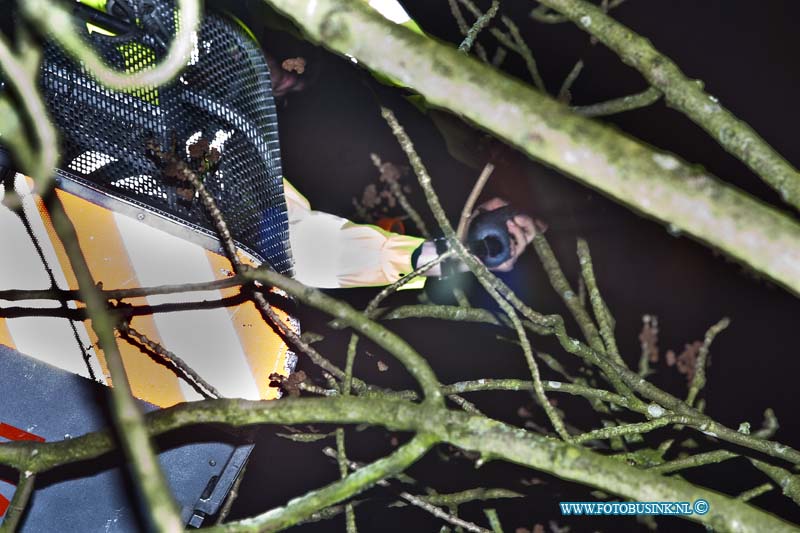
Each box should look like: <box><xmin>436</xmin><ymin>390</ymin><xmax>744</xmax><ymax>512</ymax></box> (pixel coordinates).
<box><xmin>502</xmin><ymin>15</ymin><xmax>547</xmax><ymax>92</ymax></box>
<box><xmin>447</xmin><ymin>394</ymin><xmax>484</xmax><ymax>415</ymax></box>
<box><xmin>646</xmin><ymin>450</ymin><xmax>738</xmax><ymax>475</ymax></box>
<box><xmin>602</xmin><ymin>354</ymin><xmax>800</xmax><ymax>465</ymax></box>
<box><xmin>445</xmin><ymin>379</ymin><xmax>641</xmax><ymax>413</ymax></box>
<box><xmin>572</xmin><ymin>415</ymin><xmax>691</xmax><ymax>444</ymax></box>
<box><xmin>448</xmin><ymin>0</ymin><xmax>489</xmax><ymax>62</ymax></box>
<box><xmin>339</xmin><ymin>249</ymin><xmax>456</xmax><ymax>407</ymax></box>
<box><xmin>120</xmin><ymin>324</ymin><xmax>222</xmax><ymax>399</ymax></box>
<box><xmin>153</xmin><ymin>142</ymin><xmax>432</xmax><ymax>533</ymax></box>
<box><xmin>449</xmin><ymin>0</ymin><xmax>471</xmax><ymax>34</ymax></box>
<box><xmin>572</xmin><ymin>86</ymin><xmax>662</xmax><ymax>117</ymax></box>
<box><xmin>577</xmin><ymin>239</ymin><xmax>622</xmax><ymax>364</ymax></box>
<box><xmin>483</xmin><ymin>508</ymin><xmax>504</xmax><ymax>533</ymax></box>
<box><xmin>336</xmin><ymin>428</ymin><xmax>358</xmax><ymax>533</ymax></box>
<box><xmin>737</xmin><ymin>483</ymin><xmax>773</xmax><ymax>502</ymax></box>
<box><xmin>532</xmin><ymin>235</ymin><xmax>604</xmax><ymax>352</ymax></box>
<box><xmin>558</xmin><ymin>59</ymin><xmax>584</xmax><ymax>102</ymax></box>
<box><xmin>456</xmin><ymin>162</ymin><xmax>495</xmax><ymax>242</ymax></box>
<box><xmin>364</xmin><ymin>250</ymin><xmax>456</xmax><ymax>318</ymax></box>
<box><xmin>490</xmin><ymin>46</ymin><xmax>507</xmax><ymax>67</ymax></box>
<box><xmin>262</xmin><ymin>252</ymin><xmax>800</xmax><ymax>468</ymax></box>
<box><xmin>686</xmin><ymin>317</ymin><xmax>730</xmax><ymax>407</ymax></box>
<box><xmin>459</xmin><ymin>1</ymin><xmax>500</xmax><ymax>55</ymax></box>
<box><xmin>381</xmin><ymin>107</ymin><xmax>570</xmax><ymax>440</ymax></box>
<box><xmin>400</xmin><ymin>491</ymin><xmax>492</xmax><ymax>533</ymax></box>
<box><xmin>339</xmin><ymin>335</ymin><xmax>358</xmax><ymax>532</ymax></box>
<box><xmin>0</xmin><ymin>277</ymin><xmax>245</xmax><ymax>303</ymax></box>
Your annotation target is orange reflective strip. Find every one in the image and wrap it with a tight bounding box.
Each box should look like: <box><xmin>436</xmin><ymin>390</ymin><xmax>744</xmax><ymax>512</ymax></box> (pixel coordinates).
<box><xmin>27</xmin><ymin>194</ymin><xmax>100</xmax><ymax>370</ymax></box>
<box><xmin>205</xmin><ymin>251</ymin><xmax>288</xmax><ymax>400</ymax></box>
<box><xmin>36</xmin><ymin>190</ymin><xmax>185</xmax><ymax>407</ymax></box>
<box><xmin>0</xmin><ymin>319</ymin><xmax>15</xmax><ymax>350</ymax></box>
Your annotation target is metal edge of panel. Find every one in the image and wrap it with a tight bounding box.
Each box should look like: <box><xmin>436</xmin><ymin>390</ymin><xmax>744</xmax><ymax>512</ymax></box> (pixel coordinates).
<box><xmin>53</xmin><ymin>168</ymin><xmax>270</xmax><ymax>268</ymax></box>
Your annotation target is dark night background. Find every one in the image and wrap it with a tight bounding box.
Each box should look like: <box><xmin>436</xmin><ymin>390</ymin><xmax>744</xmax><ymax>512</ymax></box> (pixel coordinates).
<box><xmin>220</xmin><ymin>1</ymin><xmax>799</xmax><ymax>531</ymax></box>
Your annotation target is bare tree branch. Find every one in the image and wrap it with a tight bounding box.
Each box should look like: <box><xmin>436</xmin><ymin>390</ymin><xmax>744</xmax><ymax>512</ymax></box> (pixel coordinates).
<box><xmin>261</xmin><ymin>0</ymin><xmax>800</xmax><ymax>296</ymax></box>
<box><xmin>538</xmin><ymin>0</ymin><xmax>800</xmax><ymax>211</ymax></box>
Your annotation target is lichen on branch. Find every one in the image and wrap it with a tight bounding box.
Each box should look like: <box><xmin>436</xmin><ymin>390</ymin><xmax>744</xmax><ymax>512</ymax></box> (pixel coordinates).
<box><xmin>263</xmin><ymin>0</ymin><xmax>800</xmax><ymax>297</ymax></box>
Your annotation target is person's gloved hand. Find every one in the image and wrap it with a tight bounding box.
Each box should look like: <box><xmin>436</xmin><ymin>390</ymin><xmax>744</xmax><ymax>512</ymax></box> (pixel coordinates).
<box><xmin>472</xmin><ymin>197</ymin><xmax>540</xmax><ymax>272</ymax></box>
<box><xmin>414</xmin><ymin>197</ymin><xmax>543</xmax><ymax>276</ymax></box>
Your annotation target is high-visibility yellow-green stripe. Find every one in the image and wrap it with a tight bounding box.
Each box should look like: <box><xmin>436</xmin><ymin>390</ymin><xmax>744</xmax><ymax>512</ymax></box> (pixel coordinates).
<box><xmin>118</xmin><ymin>42</ymin><xmax>160</xmax><ymax>104</ymax></box>
<box><xmin>78</xmin><ymin>0</ymin><xmax>108</xmax><ymax>10</ymax></box>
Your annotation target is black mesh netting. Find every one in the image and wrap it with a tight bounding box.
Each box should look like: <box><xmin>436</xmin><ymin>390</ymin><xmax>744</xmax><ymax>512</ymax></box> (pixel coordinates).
<box><xmin>34</xmin><ymin>2</ymin><xmax>293</xmax><ymax>275</ymax></box>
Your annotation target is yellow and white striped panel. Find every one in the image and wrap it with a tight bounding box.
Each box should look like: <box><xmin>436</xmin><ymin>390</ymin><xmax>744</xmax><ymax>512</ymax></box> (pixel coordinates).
<box><xmin>0</xmin><ymin>174</ymin><xmax>296</xmax><ymax>407</ymax></box>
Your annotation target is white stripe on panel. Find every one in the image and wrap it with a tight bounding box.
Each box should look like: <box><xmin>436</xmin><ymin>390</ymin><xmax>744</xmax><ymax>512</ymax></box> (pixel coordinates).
<box><xmin>0</xmin><ymin>175</ymin><xmax>103</xmax><ymax>382</ymax></box>
<box><xmin>114</xmin><ymin>212</ymin><xmax>260</xmax><ymax>401</ymax></box>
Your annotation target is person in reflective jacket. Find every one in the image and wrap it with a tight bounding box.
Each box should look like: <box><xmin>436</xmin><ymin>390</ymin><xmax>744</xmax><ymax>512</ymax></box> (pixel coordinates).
<box><xmin>0</xmin><ymin>1</ymin><xmax>537</xmax><ymax>408</ymax></box>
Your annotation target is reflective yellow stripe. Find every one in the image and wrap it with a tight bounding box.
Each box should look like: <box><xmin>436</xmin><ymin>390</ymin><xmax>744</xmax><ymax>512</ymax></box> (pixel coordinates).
<box><xmin>5</xmin><ymin>174</ymin><xmax>292</xmax><ymax>406</ymax></box>
<box><xmin>32</xmin><ymin>189</ymin><xmax>186</xmax><ymax>405</ymax></box>
<box><xmin>118</xmin><ymin>42</ymin><xmax>160</xmax><ymax>104</ymax></box>
<box><xmin>29</xmin><ymin>194</ymin><xmax>104</xmax><ymax>370</ymax></box>
<box><xmin>2</xmin><ymin>177</ymin><xmax>103</xmax><ymax>381</ymax></box>
<box><xmin>204</xmin><ymin>252</ymin><xmax>288</xmax><ymax>400</ymax></box>
<box><xmin>114</xmin><ymin>212</ymin><xmax>263</xmax><ymax>402</ymax></box>
<box><xmin>0</xmin><ymin>319</ymin><xmax>14</xmax><ymax>351</ymax></box>
<box><xmin>78</xmin><ymin>0</ymin><xmax>108</xmax><ymax>10</ymax></box>
<box><xmin>50</xmin><ymin>190</ymin><xmax>186</xmax><ymax>406</ymax></box>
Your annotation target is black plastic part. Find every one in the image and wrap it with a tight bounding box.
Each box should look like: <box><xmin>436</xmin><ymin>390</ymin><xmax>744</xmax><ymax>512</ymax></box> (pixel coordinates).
<box><xmin>73</xmin><ymin>2</ymin><xmax>138</xmax><ymax>37</ymax></box>
<box><xmin>0</xmin><ymin>146</ymin><xmax>15</xmax><ymax>184</ymax></box>
<box><xmin>466</xmin><ymin>205</ymin><xmax>518</xmax><ymax>268</ymax></box>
